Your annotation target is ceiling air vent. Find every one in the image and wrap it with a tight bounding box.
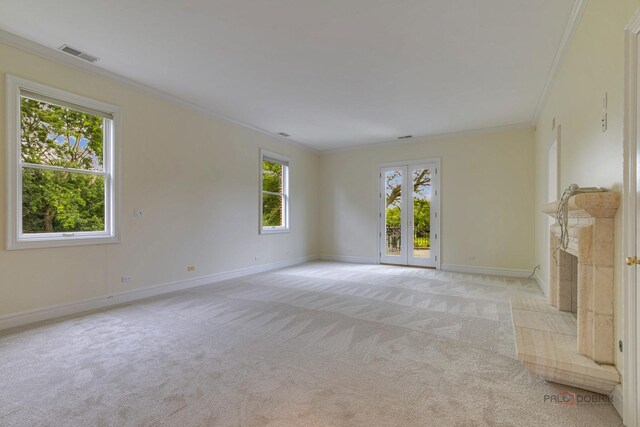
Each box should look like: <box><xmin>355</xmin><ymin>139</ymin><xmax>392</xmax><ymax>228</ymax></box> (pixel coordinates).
<box><xmin>397</xmin><ymin>135</ymin><xmax>413</xmax><ymax>140</ymax></box>
<box><xmin>277</xmin><ymin>132</ymin><xmax>290</xmax><ymax>137</ymax></box>
<box><xmin>59</xmin><ymin>45</ymin><xmax>99</xmax><ymax>63</ymax></box>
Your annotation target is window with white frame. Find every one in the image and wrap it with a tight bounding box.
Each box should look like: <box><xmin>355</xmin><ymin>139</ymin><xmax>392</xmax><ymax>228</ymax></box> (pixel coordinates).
<box><xmin>260</xmin><ymin>150</ymin><xmax>289</xmax><ymax>233</ymax></box>
<box><xmin>6</xmin><ymin>76</ymin><xmax>119</xmax><ymax>249</ymax></box>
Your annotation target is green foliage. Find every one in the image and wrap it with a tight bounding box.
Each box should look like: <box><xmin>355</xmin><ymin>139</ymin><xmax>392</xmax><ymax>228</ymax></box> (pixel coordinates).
<box><xmin>384</xmin><ymin>169</ymin><xmax>431</xmax><ymax>250</ymax></box>
<box><xmin>385</xmin><ymin>198</ymin><xmax>430</xmax><ymax>231</ymax></box>
<box><xmin>262</xmin><ymin>194</ymin><xmax>282</xmax><ymax>227</ymax></box>
<box><xmin>20</xmin><ymin>97</ymin><xmax>106</xmax><ymax>233</ymax></box>
<box><xmin>413</xmin><ymin>199</ymin><xmax>430</xmax><ymax>236</ymax></box>
<box><xmin>385</xmin><ymin>206</ymin><xmax>401</xmax><ymax>227</ymax></box>
<box><xmin>262</xmin><ymin>160</ymin><xmax>284</xmax><ymax>226</ymax></box>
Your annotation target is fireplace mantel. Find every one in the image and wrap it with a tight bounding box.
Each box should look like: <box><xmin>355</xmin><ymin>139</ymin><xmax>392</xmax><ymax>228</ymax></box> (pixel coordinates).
<box><xmin>542</xmin><ymin>192</ymin><xmax>620</xmax><ymax>219</ymax></box>
<box><xmin>511</xmin><ymin>191</ymin><xmax>620</xmax><ymax>394</ymax></box>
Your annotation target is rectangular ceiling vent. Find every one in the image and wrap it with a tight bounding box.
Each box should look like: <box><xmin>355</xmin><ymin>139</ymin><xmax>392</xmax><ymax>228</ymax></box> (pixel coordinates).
<box><xmin>277</xmin><ymin>132</ymin><xmax>291</xmax><ymax>137</ymax></box>
<box><xmin>397</xmin><ymin>135</ymin><xmax>413</xmax><ymax>140</ymax></box>
<box><xmin>59</xmin><ymin>45</ymin><xmax>99</xmax><ymax>63</ymax></box>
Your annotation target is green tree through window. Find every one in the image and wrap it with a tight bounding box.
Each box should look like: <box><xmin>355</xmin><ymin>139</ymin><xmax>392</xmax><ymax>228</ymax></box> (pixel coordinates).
<box><xmin>260</xmin><ymin>151</ymin><xmax>289</xmax><ymax>232</ymax></box>
<box><xmin>262</xmin><ymin>160</ymin><xmax>284</xmax><ymax>227</ymax></box>
<box><xmin>20</xmin><ymin>97</ymin><xmax>106</xmax><ymax>234</ymax></box>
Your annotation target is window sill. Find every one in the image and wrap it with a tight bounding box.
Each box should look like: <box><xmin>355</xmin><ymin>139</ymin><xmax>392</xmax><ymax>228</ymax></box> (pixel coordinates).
<box><xmin>7</xmin><ymin>235</ymin><xmax>120</xmax><ymax>250</ymax></box>
<box><xmin>260</xmin><ymin>228</ymin><xmax>290</xmax><ymax>235</ymax></box>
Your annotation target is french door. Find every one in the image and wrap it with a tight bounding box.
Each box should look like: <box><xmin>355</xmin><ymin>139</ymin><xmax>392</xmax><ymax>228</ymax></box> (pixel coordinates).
<box><xmin>379</xmin><ymin>160</ymin><xmax>439</xmax><ymax>267</ymax></box>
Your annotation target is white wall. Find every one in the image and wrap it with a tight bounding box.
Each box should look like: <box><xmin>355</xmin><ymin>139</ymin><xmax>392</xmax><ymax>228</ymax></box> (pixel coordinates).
<box><xmin>319</xmin><ymin>128</ymin><xmax>536</xmax><ymax>271</ymax></box>
<box><xmin>533</xmin><ymin>0</ymin><xmax>640</xmax><ymax>372</ymax></box>
<box><xmin>0</xmin><ymin>42</ymin><xmax>320</xmax><ymax>318</ymax></box>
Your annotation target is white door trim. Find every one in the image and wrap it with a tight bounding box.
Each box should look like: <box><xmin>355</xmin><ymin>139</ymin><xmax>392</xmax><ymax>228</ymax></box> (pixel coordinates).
<box><xmin>377</xmin><ymin>158</ymin><xmax>441</xmax><ymax>269</ymax></box>
<box><xmin>546</xmin><ymin>125</ymin><xmax>562</xmax><ymax>296</ymax></box>
<box><xmin>623</xmin><ymin>10</ymin><xmax>640</xmax><ymax>426</ymax></box>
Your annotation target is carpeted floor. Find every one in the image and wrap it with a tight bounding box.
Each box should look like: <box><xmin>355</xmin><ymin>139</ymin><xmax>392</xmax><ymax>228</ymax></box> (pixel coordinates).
<box><xmin>0</xmin><ymin>262</ymin><xmax>623</xmax><ymax>426</ymax></box>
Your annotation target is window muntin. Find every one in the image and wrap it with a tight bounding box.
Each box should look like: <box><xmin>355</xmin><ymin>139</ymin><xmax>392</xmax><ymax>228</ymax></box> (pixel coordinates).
<box><xmin>7</xmin><ymin>76</ymin><xmax>119</xmax><ymax>249</ymax></box>
<box><xmin>260</xmin><ymin>150</ymin><xmax>289</xmax><ymax>233</ymax></box>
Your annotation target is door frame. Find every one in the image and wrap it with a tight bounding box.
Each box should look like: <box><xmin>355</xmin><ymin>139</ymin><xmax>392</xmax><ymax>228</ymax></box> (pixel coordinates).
<box><xmin>377</xmin><ymin>158</ymin><xmax>441</xmax><ymax>269</ymax></box>
<box><xmin>623</xmin><ymin>10</ymin><xmax>640</xmax><ymax>427</ymax></box>
<box><xmin>547</xmin><ymin>125</ymin><xmax>561</xmax><ymax>293</ymax></box>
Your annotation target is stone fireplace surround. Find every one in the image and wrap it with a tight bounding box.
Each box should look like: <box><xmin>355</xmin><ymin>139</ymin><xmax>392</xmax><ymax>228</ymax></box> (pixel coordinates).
<box><xmin>511</xmin><ymin>192</ymin><xmax>620</xmax><ymax>394</ymax></box>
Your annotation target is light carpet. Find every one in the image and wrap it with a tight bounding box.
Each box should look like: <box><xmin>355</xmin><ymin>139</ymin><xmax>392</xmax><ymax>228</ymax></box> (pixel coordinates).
<box><xmin>0</xmin><ymin>261</ymin><xmax>623</xmax><ymax>426</ymax></box>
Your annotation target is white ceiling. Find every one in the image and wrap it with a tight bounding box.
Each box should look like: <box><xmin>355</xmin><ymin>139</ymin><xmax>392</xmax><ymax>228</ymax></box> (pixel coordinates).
<box><xmin>0</xmin><ymin>0</ymin><xmax>575</xmax><ymax>150</ymax></box>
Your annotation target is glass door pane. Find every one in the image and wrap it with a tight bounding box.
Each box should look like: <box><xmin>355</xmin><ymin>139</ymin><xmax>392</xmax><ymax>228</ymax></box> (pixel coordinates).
<box><xmin>380</xmin><ymin>167</ymin><xmax>407</xmax><ymax>265</ymax></box>
<box><xmin>380</xmin><ymin>162</ymin><xmax>437</xmax><ymax>267</ymax></box>
<box><xmin>412</xmin><ymin>168</ymin><xmax>431</xmax><ymax>259</ymax></box>
<box><xmin>408</xmin><ymin>163</ymin><xmax>436</xmax><ymax>268</ymax></box>
<box><xmin>385</xmin><ymin>169</ymin><xmax>402</xmax><ymax>256</ymax></box>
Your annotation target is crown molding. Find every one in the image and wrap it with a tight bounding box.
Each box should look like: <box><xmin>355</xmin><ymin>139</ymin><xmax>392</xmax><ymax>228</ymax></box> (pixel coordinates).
<box><xmin>0</xmin><ymin>29</ymin><xmax>319</xmax><ymax>154</ymax></box>
<box><xmin>531</xmin><ymin>0</ymin><xmax>589</xmax><ymax>125</ymax></box>
<box><xmin>320</xmin><ymin>122</ymin><xmax>534</xmax><ymax>154</ymax></box>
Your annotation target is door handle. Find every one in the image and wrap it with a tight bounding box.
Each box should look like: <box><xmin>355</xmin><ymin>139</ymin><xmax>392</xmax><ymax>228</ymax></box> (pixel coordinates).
<box><xmin>626</xmin><ymin>256</ymin><xmax>640</xmax><ymax>266</ymax></box>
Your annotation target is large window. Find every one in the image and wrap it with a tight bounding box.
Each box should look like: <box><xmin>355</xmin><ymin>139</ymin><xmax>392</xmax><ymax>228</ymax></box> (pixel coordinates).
<box><xmin>6</xmin><ymin>76</ymin><xmax>120</xmax><ymax>249</ymax></box>
<box><xmin>260</xmin><ymin>150</ymin><xmax>289</xmax><ymax>234</ymax></box>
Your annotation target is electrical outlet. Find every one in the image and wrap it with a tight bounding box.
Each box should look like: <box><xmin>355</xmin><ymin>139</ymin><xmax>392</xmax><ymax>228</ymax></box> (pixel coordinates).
<box><xmin>187</xmin><ymin>265</ymin><xmax>196</xmax><ymax>272</ymax></box>
<box><xmin>121</xmin><ymin>276</ymin><xmax>132</xmax><ymax>283</ymax></box>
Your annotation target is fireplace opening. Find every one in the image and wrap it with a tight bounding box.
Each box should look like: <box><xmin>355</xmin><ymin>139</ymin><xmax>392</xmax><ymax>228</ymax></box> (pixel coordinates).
<box><xmin>556</xmin><ymin>249</ymin><xmax>578</xmax><ymax>317</ymax></box>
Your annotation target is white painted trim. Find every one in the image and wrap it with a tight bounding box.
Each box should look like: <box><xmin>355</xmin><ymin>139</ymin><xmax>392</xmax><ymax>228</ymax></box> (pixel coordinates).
<box><xmin>0</xmin><ymin>30</ymin><xmax>534</xmax><ymax>154</ymax></box>
<box><xmin>441</xmin><ymin>264</ymin><xmax>531</xmax><ymax>278</ymax></box>
<box><xmin>0</xmin><ymin>255</ymin><xmax>318</xmax><ymax>331</ymax></box>
<box><xmin>533</xmin><ymin>270</ymin><xmax>548</xmax><ymax>296</ymax></box>
<box><xmin>319</xmin><ymin>254</ymin><xmax>378</xmax><ymax>264</ymax></box>
<box><xmin>6</xmin><ymin>75</ymin><xmax>122</xmax><ymax>250</ymax></box>
<box><xmin>321</xmin><ymin>122</ymin><xmax>533</xmax><ymax>154</ymax></box>
<box><xmin>259</xmin><ymin>149</ymin><xmax>290</xmax><ymax>234</ymax></box>
<box><xmin>623</xmin><ymin>10</ymin><xmax>640</xmax><ymax>427</ymax></box>
<box><xmin>547</xmin><ymin>125</ymin><xmax>562</xmax><ymax>202</ymax></box>
<box><xmin>377</xmin><ymin>158</ymin><xmax>441</xmax><ymax>270</ymax></box>
<box><xmin>378</xmin><ymin>158</ymin><xmax>441</xmax><ymax>168</ymax></box>
<box><xmin>612</xmin><ymin>384</ymin><xmax>624</xmax><ymax>419</ymax></box>
<box><xmin>0</xmin><ymin>29</ymin><xmax>319</xmax><ymax>154</ymax></box>
<box><xmin>532</xmin><ymin>0</ymin><xmax>589</xmax><ymax>123</ymax></box>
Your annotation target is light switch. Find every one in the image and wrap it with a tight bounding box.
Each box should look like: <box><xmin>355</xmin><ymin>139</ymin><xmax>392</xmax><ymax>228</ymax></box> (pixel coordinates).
<box><xmin>134</xmin><ymin>208</ymin><xmax>143</xmax><ymax>218</ymax></box>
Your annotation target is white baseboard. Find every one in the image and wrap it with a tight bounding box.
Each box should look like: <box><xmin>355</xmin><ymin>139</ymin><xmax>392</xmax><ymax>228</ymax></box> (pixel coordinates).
<box><xmin>0</xmin><ymin>255</ymin><xmax>318</xmax><ymax>331</ymax></box>
<box><xmin>319</xmin><ymin>254</ymin><xmax>378</xmax><ymax>264</ymax></box>
<box><xmin>441</xmin><ymin>264</ymin><xmax>532</xmax><ymax>278</ymax></box>
<box><xmin>318</xmin><ymin>257</ymin><xmax>532</xmax><ymax>279</ymax></box>
<box><xmin>533</xmin><ymin>271</ymin><xmax>548</xmax><ymax>296</ymax></box>
<box><xmin>611</xmin><ymin>383</ymin><xmax>624</xmax><ymax>419</ymax></box>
